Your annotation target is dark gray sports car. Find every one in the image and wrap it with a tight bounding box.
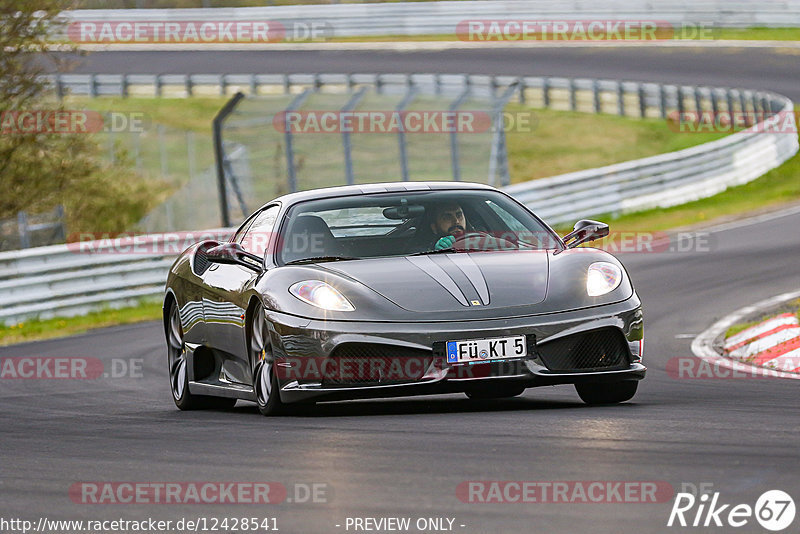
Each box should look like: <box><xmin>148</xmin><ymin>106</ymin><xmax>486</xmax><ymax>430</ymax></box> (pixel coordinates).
<box><xmin>163</xmin><ymin>182</ymin><xmax>644</xmax><ymax>415</ymax></box>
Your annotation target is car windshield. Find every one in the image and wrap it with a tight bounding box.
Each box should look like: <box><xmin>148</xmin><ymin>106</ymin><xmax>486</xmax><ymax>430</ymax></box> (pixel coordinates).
<box><xmin>277</xmin><ymin>189</ymin><xmax>561</xmax><ymax>265</ymax></box>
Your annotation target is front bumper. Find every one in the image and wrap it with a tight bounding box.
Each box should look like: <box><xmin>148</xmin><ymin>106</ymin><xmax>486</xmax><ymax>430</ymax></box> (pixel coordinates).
<box><xmin>266</xmin><ymin>296</ymin><xmax>645</xmax><ymax>403</ymax></box>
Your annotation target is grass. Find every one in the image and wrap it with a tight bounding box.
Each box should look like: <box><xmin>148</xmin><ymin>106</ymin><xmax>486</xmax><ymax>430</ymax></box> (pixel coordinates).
<box><xmin>0</xmin><ymin>299</ymin><xmax>163</xmax><ymax>347</ymax></box>
<box><xmin>505</xmin><ymin>105</ymin><xmax>727</xmax><ymax>181</ymax></box>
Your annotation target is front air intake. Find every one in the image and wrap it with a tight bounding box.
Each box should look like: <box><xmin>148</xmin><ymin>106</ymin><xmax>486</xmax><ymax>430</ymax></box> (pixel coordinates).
<box><xmin>537</xmin><ymin>328</ymin><xmax>629</xmax><ymax>372</ymax></box>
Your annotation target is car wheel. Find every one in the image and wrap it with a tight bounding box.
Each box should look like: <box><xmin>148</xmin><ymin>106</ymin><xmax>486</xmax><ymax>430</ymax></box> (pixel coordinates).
<box><xmin>575</xmin><ymin>381</ymin><xmax>638</xmax><ymax>405</ymax></box>
<box><xmin>250</xmin><ymin>305</ymin><xmax>285</xmax><ymax>416</ymax></box>
<box><xmin>465</xmin><ymin>385</ymin><xmax>525</xmax><ymax>399</ymax></box>
<box><xmin>167</xmin><ymin>301</ymin><xmax>235</xmax><ymax>410</ymax></box>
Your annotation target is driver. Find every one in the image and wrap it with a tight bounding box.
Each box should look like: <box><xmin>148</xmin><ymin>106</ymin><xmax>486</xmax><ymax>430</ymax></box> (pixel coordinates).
<box><xmin>430</xmin><ymin>202</ymin><xmax>467</xmax><ymax>250</ymax></box>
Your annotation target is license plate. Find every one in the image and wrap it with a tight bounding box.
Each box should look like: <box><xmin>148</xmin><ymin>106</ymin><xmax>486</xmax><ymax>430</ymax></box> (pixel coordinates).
<box><xmin>446</xmin><ymin>335</ymin><xmax>526</xmax><ymax>364</ymax></box>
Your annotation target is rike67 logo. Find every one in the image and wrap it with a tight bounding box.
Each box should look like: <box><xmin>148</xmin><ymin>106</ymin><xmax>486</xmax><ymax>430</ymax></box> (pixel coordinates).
<box><xmin>668</xmin><ymin>485</ymin><xmax>795</xmax><ymax>531</ymax></box>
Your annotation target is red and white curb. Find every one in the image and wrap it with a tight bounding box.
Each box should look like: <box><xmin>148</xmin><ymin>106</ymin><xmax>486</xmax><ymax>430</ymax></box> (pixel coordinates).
<box><xmin>691</xmin><ymin>289</ymin><xmax>800</xmax><ymax>380</ymax></box>
<box><xmin>724</xmin><ymin>313</ymin><xmax>800</xmax><ymax>372</ymax></box>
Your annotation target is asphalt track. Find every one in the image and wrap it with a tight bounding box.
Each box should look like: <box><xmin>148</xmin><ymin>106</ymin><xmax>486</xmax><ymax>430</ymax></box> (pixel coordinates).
<box><xmin>3</xmin><ymin>46</ymin><xmax>799</xmax><ymax>533</ymax></box>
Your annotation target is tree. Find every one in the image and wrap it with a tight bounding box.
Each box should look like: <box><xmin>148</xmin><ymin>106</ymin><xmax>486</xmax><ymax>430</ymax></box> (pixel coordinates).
<box><xmin>0</xmin><ymin>0</ymin><xmax>161</xmax><ymax>237</ymax></box>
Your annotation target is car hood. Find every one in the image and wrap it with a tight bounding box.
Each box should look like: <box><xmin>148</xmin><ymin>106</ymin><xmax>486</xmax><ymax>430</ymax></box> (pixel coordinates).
<box><xmin>261</xmin><ymin>248</ymin><xmax>634</xmax><ymax>322</ymax></box>
<box><xmin>323</xmin><ymin>251</ymin><xmax>549</xmax><ymax>313</ymax></box>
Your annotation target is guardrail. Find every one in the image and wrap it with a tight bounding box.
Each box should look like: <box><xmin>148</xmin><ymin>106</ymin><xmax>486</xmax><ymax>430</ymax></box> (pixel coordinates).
<box><xmin>62</xmin><ymin>1</ymin><xmax>800</xmax><ymax>38</ymax></box>
<box><xmin>4</xmin><ymin>72</ymin><xmax>796</xmax><ymax>325</ymax></box>
<box><xmin>0</xmin><ymin>231</ymin><xmax>231</xmax><ymax>326</ymax></box>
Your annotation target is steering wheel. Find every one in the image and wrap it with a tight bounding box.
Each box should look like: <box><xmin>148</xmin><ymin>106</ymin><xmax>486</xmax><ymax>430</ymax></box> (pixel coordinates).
<box><xmin>452</xmin><ymin>231</ymin><xmax>518</xmax><ymax>251</ymax></box>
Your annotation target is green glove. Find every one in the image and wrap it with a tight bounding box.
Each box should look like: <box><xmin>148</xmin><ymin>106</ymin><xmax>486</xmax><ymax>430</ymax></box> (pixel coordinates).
<box><xmin>435</xmin><ymin>235</ymin><xmax>456</xmax><ymax>250</ymax></box>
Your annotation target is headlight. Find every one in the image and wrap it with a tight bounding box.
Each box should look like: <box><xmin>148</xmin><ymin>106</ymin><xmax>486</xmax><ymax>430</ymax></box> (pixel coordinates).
<box><xmin>586</xmin><ymin>262</ymin><xmax>622</xmax><ymax>297</ymax></box>
<box><xmin>289</xmin><ymin>280</ymin><xmax>355</xmax><ymax>311</ymax></box>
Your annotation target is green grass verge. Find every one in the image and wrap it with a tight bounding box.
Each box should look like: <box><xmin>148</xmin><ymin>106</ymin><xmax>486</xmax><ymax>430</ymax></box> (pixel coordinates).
<box><xmin>505</xmin><ymin>105</ymin><xmax>726</xmax><ymax>181</ymax></box>
<box><xmin>0</xmin><ymin>300</ymin><xmax>162</xmax><ymax>347</ymax></box>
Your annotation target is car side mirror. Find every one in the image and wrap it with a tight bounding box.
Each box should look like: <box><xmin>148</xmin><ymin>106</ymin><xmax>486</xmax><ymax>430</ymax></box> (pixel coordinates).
<box><xmin>563</xmin><ymin>219</ymin><xmax>610</xmax><ymax>249</ymax></box>
<box><xmin>206</xmin><ymin>242</ymin><xmax>264</xmax><ymax>273</ymax></box>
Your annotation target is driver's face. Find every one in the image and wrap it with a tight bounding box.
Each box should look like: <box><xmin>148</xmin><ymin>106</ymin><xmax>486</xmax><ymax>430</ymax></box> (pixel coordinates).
<box><xmin>431</xmin><ymin>204</ymin><xmax>466</xmax><ymax>237</ymax></box>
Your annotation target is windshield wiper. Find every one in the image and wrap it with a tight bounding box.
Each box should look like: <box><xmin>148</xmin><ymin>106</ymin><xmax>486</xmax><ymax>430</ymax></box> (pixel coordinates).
<box><xmin>409</xmin><ymin>248</ymin><xmax>458</xmax><ymax>256</ymax></box>
<box><xmin>284</xmin><ymin>255</ymin><xmax>359</xmax><ymax>265</ymax></box>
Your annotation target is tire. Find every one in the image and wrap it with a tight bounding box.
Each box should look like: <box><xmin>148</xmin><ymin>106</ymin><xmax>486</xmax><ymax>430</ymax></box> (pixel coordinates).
<box><xmin>575</xmin><ymin>381</ymin><xmax>638</xmax><ymax>405</ymax></box>
<box><xmin>249</xmin><ymin>304</ymin><xmax>286</xmax><ymax>416</ymax></box>
<box><xmin>465</xmin><ymin>385</ymin><xmax>526</xmax><ymax>400</ymax></box>
<box><xmin>166</xmin><ymin>300</ymin><xmax>236</xmax><ymax>410</ymax></box>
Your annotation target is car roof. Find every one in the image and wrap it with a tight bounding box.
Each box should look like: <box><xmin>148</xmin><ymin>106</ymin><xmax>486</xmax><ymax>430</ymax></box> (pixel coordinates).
<box><xmin>261</xmin><ymin>181</ymin><xmax>498</xmax><ymax>210</ymax></box>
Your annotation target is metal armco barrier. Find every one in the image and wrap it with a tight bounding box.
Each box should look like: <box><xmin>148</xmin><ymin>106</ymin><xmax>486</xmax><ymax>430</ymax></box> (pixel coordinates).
<box><xmin>4</xmin><ymin>72</ymin><xmax>796</xmax><ymax>325</ymax></box>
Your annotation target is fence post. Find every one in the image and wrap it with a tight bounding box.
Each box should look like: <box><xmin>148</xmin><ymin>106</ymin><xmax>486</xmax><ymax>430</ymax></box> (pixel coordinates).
<box><xmin>54</xmin><ymin>205</ymin><xmax>66</xmax><ymax>243</ymax></box>
<box><xmin>488</xmin><ymin>82</ymin><xmax>518</xmax><ymax>187</ymax></box>
<box><xmin>213</xmin><ymin>92</ymin><xmax>246</xmax><ymax>227</ymax></box>
<box><xmin>693</xmin><ymin>86</ymin><xmax>703</xmax><ymax>114</ymax></box>
<box><xmin>710</xmin><ymin>88</ymin><xmax>719</xmax><ymax>116</ymax></box>
<box><xmin>282</xmin><ymin>89</ymin><xmax>313</xmax><ymax>193</ymax></box>
<box><xmin>185</xmin><ymin>74</ymin><xmax>193</xmax><ymax>97</ymax></box>
<box><xmin>726</xmin><ymin>89</ymin><xmax>735</xmax><ymax>116</ymax></box>
<box><xmin>121</xmin><ymin>73</ymin><xmax>129</xmax><ymax>98</ymax></box>
<box><xmin>593</xmin><ymin>79</ymin><xmax>601</xmax><ymax>114</ymax></box>
<box><xmin>678</xmin><ymin>86</ymin><xmax>685</xmax><ymax>118</ymax></box>
<box><xmin>658</xmin><ymin>84</ymin><xmax>667</xmax><ymax>118</ymax></box>
<box><xmin>17</xmin><ymin>211</ymin><xmax>29</xmax><ymax>249</ymax></box>
<box><xmin>518</xmin><ymin>77</ymin><xmax>526</xmax><ymax>105</ymax></box>
<box><xmin>739</xmin><ymin>90</ymin><xmax>750</xmax><ymax>126</ymax></box>
<box><xmin>55</xmin><ymin>74</ymin><xmax>64</xmax><ymax>100</ymax></box>
<box><xmin>89</xmin><ymin>74</ymin><xmax>98</xmax><ymax>98</ymax></box>
<box><xmin>543</xmin><ymin>77</ymin><xmax>551</xmax><ymax>108</ymax></box>
<box><xmin>341</xmin><ymin>87</ymin><xmax>368</xmax><ymax>185</ymax></box>
<box><xmin>154</xmin><ymin>74</ymin><xmax>162</xmax><ymax>97</ymax></box>
<box><xmin>569</xmin><ymin>79</ymin><xmax>577</xmax><ymax>111</ymax></box>
<box><xmin>617</xmin><ymin>81</ymin><xmax>625</xmax><ymax>116</ymax></box>
<box><xmin>250</xmin><ymin>74</ymin><xmax>258</xmax><ymax>96</ymax></box>
<box><xmin>638</xmin><ymin>83</ymin><xmax>646</xmax><ymax>118</ymax></box>
<box><xmin>752</xmin><ymin>92</ymin><xmax>761</xmax><ymax>123</ymax></box>
<box><xmin>449</xmin><ymin>85</ymin><xmax>471</xmax><ymax>182</ymax></box>
<box><xmin>396</xmin><ymin>86</ymin><xmax>418</xmax><ymax>182</ymax></box>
